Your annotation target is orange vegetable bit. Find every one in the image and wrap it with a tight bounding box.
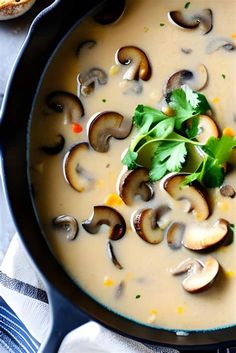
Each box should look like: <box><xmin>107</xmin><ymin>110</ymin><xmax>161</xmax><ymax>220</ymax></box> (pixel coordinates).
<box><xmin>72</xmin><ymin>123</ymin><xmax>83</xmax><ymax>133</ymax></box>
<box><xmin>223</xmin><ymin>127</ymin><xmax>235</xmax><ymax>137</ymax></box>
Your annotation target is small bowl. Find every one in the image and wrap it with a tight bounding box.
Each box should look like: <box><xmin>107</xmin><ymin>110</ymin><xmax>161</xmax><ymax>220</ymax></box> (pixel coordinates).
<box><xmin>0</xmin><ymin>0</ymin><xmax>36</xmax><ymax>20</ymax></box>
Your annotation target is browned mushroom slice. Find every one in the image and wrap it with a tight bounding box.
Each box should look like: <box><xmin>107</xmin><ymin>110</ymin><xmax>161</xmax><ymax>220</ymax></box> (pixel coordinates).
<box><xmin>119</xmin><ymin>168</ymin><xmax>154</xmax><ymax>206</ymax></box>
<box><xmin>116</xmin><ymin>46</ymin><xmax>152</xmax><ymax>81</ymax></box>
<box><xmin>88</xmin><ymin>111</ymin><xmax>132</xmax><ymax>153</ymax></box>
<box><xmin>206</xmin><ymin>38</ymin><xmax>235</xmax><ymax>54</ymax></box>
<box><xmin>168</xmin><ymin>9</ymin><xmax>213</xmax><ymax>35</ymax></box>
<box><xmin>63</xmin><ymin>142</ymin><xmax>94</xmax><ymax>192</ymax></box>
<box><xmin>163</xmin><ymin>174</ymin><xmax>209</xmax><ymax>221</ymax></box>
<box><xmin>41</xmin><ymin>134</ymin><xmax>65</xmax><ymax>155</ymax></box>
<box><xmin>93</xmin><ymin>0</ymin><xmax>125</xmax><ymax>25</ymax></box>
<box><xmin>194</xmin><ymin>115</ymin><xmax>219</xmax><ymax>143</ymax></box>
<box><xmin>107</xmin><ymin>241</ymin><xmax>123</xmax><ymax>270</ymax></box>
<box><xmin>172</xmin><ymin>256</ymin><xmax>219</xmax><ymax>293</ymax></box>
<box><xmin>53</xmin><ymin>215</ymin><xmax>79</xmax><ymax>241</ymax></box>
<box><xmin>76</xmin><ymin>40</ymin><xmax>96</xmax><ymax>56</ymax></box>
<box><xmin>133</xmin><ymin>206</ymin><xmax>170</xmax><ymax>245</ymax></box>
<box><xmin>165</xmin><ymin>65</ymin><xmax>208</xmax><ymax>94</ymax></box>
<box><xmin>46</xmin><ymin>91</ymin><xmax>84</xmax><ymax>124</ymax></box>
<box><xmin>183</xmin><ymin>219</ymin><xmax>229</xmax><ymax>250</ymax></box>
<box><xmin>166</xmin><ymin>222</ymin><xmax>185</xmax><ymax>249</ymax></box>
<box><xmin>82</xmin><ymin>206</ymin><xmax>126</xmax><ymax>240</ymax></box>
<box><xmin>78</xmin><ymin>68</ymin><xmax>108</xmax><ymax>97</ymax></box>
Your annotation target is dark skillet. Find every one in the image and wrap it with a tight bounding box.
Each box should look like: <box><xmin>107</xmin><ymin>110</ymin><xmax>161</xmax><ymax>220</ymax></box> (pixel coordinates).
<box><xmin>0</xmin><ymin>0</ymin><xmax>235</xmax><ymax>352</ymax></box>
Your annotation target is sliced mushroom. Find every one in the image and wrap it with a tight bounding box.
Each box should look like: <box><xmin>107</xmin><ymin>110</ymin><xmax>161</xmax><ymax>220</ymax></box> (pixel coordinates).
<box><xmin>53</xmin><ymin>215</ymin><xmax>78</xmax><ymax>241</ymax></box>
<box><xmin>41</xmin><ymin>134</ymin><xmax>65</xmax><ymax>155</ymax></box>
<box><xmin>119</xmin><ymin>168</ymin><xmax>154</xmax><ymax>206</ymax></box>
<box><xmin>163</xmin><ymin>174</ymin><xmax>209</xmax><ymax>221</ymax></box>
<box><xmin>115</xmin><ymin>280</ymin><xmax>125</xmax><ymax>299</ymax></box>
<box><xmin>206</xmin><ymin>38</ymin><xmax>235</xmax><ymax>54</ymax></box>
<box><xmin>63</xmin><ymin>143</ymin><xmax>94</xmax><ymax>192</ymax></box>
<box><xmin>172</xmin><ymin>256</ymin><xmax>219</xmax><ymax>293</ymax></box>
<box><xmin>78</xmin><ymin>68</ymin><xmax>108</xmax><ymax>97</ymax></box>
<box><xmin>183</xmin><ymin>219</ymin><xmax>229</xmax><ymax>250</ymax></box>
<box><xmin>88</xmin><ymin>111</ymin><xmax>132</xmax><ymax>153</ymax></box>
<box><xmin>76</xmin><ymin>40</ymin><xmax>96</xmax><ymax>56</ymax></box>
<box><xmin>181</xmin><ymin>48</ymin><xmax>193</xmax><ymax>55</ymax></box>
<box><xmin>107</xmin><ymin>241</ymin><xmax>123</xmax><ymax>269</ymax></box>
<box><xmin>46</xmin><ymin>91</ymin><xmax>84</xmax><ymax>124</ymax></box>
<box><xmin>116</xmin><ymin>46</ymin><xmax>152</xmax><ymax>81</ymax></box>
<box><xmin>195</xmin><ymin>115</ymin><xmax>219</xmax><ymax>143</ymax></box>
<box><xmin>0</xmin><ymin>0</ymin><xmax>36</xmax><ymax>20</ymax></box>
<box><xmin>121</xmin><ymin>80</ymin><xmax>143</xmax><ymax>95</ymax></box>
<box><xmin>166</xmin><ymin>222</ymin><xmax>185</xmax><ymax>249</ymax></box>
<box><xmin>220</xmin><ymin>185</ymin><xmax>236</xmax><ymax>198</ymax></box>
<box><xmin>93</xmin><ymin>0</ymin><xmax>125</xmax><ymax>25</ymax></box>
<box><xmin>82</xmin><ymin>206</ymin><xmax>126</xmax><ymax>240</ymax></box>
<box><xmin>164</xmin><ymin>64</ymin><xmax>208</xmax><ymax>94</ymax></box>
<box><xmin>168</xmin><ymin>9</ymin><xmax>213</xmax><ymax>35</ymax></box>
<box><xmin>133</xmin><ymin>206</ymin><xmax>171</xmax><ymax>245</ymax></box>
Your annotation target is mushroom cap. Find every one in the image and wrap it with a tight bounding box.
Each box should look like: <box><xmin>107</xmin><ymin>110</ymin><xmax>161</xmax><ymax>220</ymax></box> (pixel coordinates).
<box><xmin>46</xmin><ymin>91</ymin><xmax>84</xmax><ymax>124</ymax></box>
<box><xmin>163</xmin><ymin>174</ymin><xmax>209</xmax><ymax>221</ymax></box>
<box><xmin>206</xmin><ymin>38</ymin><xmax>235</xmax><ymax>54</ymax></box>
<box><xmin>119</xmin><ymin>168</ymin><xmax>154</xmax><ymax>206</ymax></box>
<box><xmin>116</xmin><ymin>46</ymin><xmax>152</xmax><ymax>81</ymax></box>
<box><xmin>63</xmin><ymin>142</ymin><xmax>94</xmax><ymax>192</ymax></box>
<box><xmin>88</xmin><ymin>111</ymin><xmax>132</xmax><ymax>153</ymax></box>
<box><xmin>166</xmin><ymin>222</ymin><xmax>185</xmax><ymax>249</ymax></box>
<box><xmin>0</xmin><ymin>0</ymin><xmax>36</xmax><ymax>20</ymax></box>
<box><xmin>164</xmin><ymin>64</ymin><xmax>208</xmax><ymax>95</ymax></box>
<box><xmin>133</xmin><ymin>208</ymin><xmax>164</xmax><ymax>245</ymax></box>
<box><xmin>168</xmin><ymin>9</ymin><xmax>213</xmax><ymax>35</ymax></box>
<box><xmin>183</xmin><ymin>219</ymin><xmax>229</xmax><ymax>250</ymax></box>
<box><xmin>82</xmin><ymin>206</ymin><xmax>126</xmax><ymax>240</ymax></box>
<box><xmin>196</xmin><ymin>115</ymin><xmax>219</xmax><ymax>143</ymax></box>
<box><xmin>107</xmin><ymin>241</ymin><xmax>123</xmax><ymax>270</ymax></box>
<box><xmin>53</xmin><ymin>215</ymin><xmax>79</xmax><ymax>241</ymax></box>
<box><xmin>172</xmin><ymin>256</ymin><xmax>220</xmax><ymax>293</ymax></box>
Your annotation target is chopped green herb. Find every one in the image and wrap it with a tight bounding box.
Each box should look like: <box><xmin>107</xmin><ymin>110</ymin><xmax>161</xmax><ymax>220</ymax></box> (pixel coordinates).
<box><xmin>222</xmin><ymin>74</ymin><xmax>226</xmax><ymax>79</ymax></box>
<box><xmin>135</xmin><ymin>294</ymin><xmax>141</xmax><ymax>299</ymax></box>
<box><xmin>184</xmin><ymin>1</ymin><xmax>191</xmax><ymax>8</ymax></box>
<box><xmin>122</xmin><ymin>85</ymin><xmax>236</xmax><ymax>188</ymax></box>
<box><xmin>102</xmin><ymin>99</ymin><xmax>107</xmax><ymax>103</ymax></box>
<box><xmin>160</xmin><ymin>23</ymin><xmax>165</xmax><ymax>27</ymax></box>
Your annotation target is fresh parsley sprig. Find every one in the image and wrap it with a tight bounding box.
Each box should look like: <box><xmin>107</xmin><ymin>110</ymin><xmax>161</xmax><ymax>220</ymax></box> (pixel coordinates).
<box><xmin>122</xmin><ymin>86</ymin><xmax>236</xmax><ymax>188</ymax></box>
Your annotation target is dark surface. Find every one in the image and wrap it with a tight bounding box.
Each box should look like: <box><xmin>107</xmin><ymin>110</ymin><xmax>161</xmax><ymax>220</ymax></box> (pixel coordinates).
<box><xmin>0</xmin><ymin>1</ymin><xmax>236</xmax><ymax>352</ymax></box>
<box><xmin>0</xmin><ymin>0</ymin><xmax>54</xmax><ymax>103</ymax></box>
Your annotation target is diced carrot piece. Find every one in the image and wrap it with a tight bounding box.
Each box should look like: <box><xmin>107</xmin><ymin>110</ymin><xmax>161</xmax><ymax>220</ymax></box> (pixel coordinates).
<box><xmin>104</xmin><ymin>193</ymin><xmax>123</xmax><ymax>206</ymax></box>
<box><xmin>223</xmin><ymin>127</ymin><xmax>235</xmax><ymax>137</ymax></box>
<box><xmin>72</xmin><ymin>123</ymin><xmax>83</xmax><ymax>133</ymax></box>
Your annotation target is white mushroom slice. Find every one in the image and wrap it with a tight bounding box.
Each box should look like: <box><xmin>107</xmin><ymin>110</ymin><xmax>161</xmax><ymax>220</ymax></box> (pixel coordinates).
<box><xmin>46</xmin><ymin>91</ymin><xmax>84</xmax><ymax>124</ymax></box>
<box><xmin>206</xmin><ymin>38</ymin><xmax>235</xmax><ymax>54</ymax></box>
<box><xmin>163</xmin><ymin>174</ymin><xmax>209</xmax><ymax>221</ymax></box>
<box><xmin>63</xmin><ymin>143</ymin><xmax>94</xmax><ymax>192</ymax></box>
<box><xmin>133</xmin><ymin>209</ymin><xmax>163</xmax><ymax>245</ymax></box>
<box><xmin>88</xmin><ymin>111</ymin><xmax>132</xmax><ymax>153</ymax></box>
<box><xmin>133</xmin><ymin>206</ymin><xmax>171</xmax><ymax>245</ymax></box>
<box><xmin>195</xmin><ymin>115</ymin><xmax>219</xmax><ymax>143</ymax></box>
<box><xmin>183</xmin><ymin>219</ymin><xmax>229</xmax><ymax>250</ymax></box>
<box><xmin>116</xmin><ymin>46</ymin><xmax>152</xmax><ymax>81</ymax></box>
<box><xmin>78</xmin><ymin>68</ymin><xmax>108</xmax><ymax>97</ymax></box>
<box><xmin>168</xmin><ymin>9</ymin><xmax>213</xmax><ymax>35</ymax></box>
<box><xmin>119</xmin><ymin>168</ymin><xmax>154</xmax><ymax>206</ymax></box>
<box><xmin>172</xmin><ymin>257</ymin><xmax>219</xmax><ymax>293</ymax></box>
<box><xmin>166</xmin><ymin>222</ymin><xmax>185</xmax><ymax>249</ymax></box>
<box><xmin>165</xmin><ymin>65</ymin><xmax>208</xmax><ymax>94</ymax></box>
<box><xmin>53</xmin><ymin>215</ymin><xmax>79</xmax><ymax>241</ymax></box>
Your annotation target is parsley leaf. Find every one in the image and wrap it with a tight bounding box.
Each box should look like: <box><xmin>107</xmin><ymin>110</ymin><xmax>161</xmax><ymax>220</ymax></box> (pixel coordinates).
<box><xmin>230</xmin><ymin>224</ymin><xmax>236</xmax><ymax>235</ymax></box>
<box><xmin>122</xmin><ymin>149</ymin><xmax>138</xmax><ymax>170</ymax></box>
<box><xmin>185</xmin><ymin>116</ymin><xmax>199</xmax><ymax>139</ymax></box>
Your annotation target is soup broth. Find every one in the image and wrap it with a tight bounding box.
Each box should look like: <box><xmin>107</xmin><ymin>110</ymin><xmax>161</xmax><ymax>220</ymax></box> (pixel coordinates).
<box><xmin>30</xmin><ymin>0</ymin><xmax>236</xmax><ymax>330</ymax></box>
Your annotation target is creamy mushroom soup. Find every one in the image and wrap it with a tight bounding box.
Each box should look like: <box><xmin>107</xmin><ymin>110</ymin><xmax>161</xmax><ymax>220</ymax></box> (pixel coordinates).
<box><xmin>30</xmin><ymin>0</ymin><xmax>236</xmax><ymax>330</ymax></box>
